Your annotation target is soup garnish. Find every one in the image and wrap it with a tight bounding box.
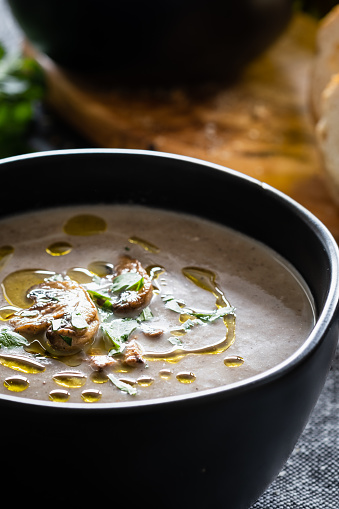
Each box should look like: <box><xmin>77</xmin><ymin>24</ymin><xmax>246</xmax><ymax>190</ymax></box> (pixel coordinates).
<box><xmin>0</xmin><ymin>205</ymin><xmax>315</xmax><ymax>403</ymax></box>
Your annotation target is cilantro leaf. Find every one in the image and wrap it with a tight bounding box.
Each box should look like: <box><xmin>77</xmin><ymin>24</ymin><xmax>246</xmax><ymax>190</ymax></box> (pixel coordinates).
<box><xmin>88</xmin><ymin>289</ymin><xmax>114</xmax><ymax>311</ymax></box>
<box><xmin>0</xmin><ymin>328</ymin><xmax>29</xmax><ymax>348</ymax></box>
<box><xmin>111</xmin><ymin>272</ymin><xmax>144</xmax><ymax>293</ymax></box>
<box><xmin>167</xmin><ymin>336</ymin><xmax>183</xmax><ymax>346</ymax></box>
<box><xmin>71</xmin><ymin>311</ymin><xmax>88</xmax><ymax>329</ymax></box>
<box><xmin>59</xmin><ymin>334</ymin><xmax>72</xmax><ymax>346</ymax></box>
<box><xmin>161</xmin><ymin>295</ymin><xmax>185</xmax><ymax>313</ymax></box>
<box><xmin>107</xmin><ymin>374</ymin><xmax>137</xmax><ymax>395</ymax></box>
<box><xmin>51</xmin><ymin>318</ymin><xmax>63</xmax><ymax>331</ymax></box>
<box><xmin>137</xmin><ymin>306</ymin><xmax>153</xmax><ymax>322</ymax></box>
<box><xmin>161</xmin><ymin>292</ymin><xmax>235</xmax><ymax>322</ymax></box>
<box><xmin>186</xmin><ymin>306</ymin><xmax>236</xmax><ymax>322</ymax></box>
<box><xmin>101</xmin><ymin>318</ymin><xmax>138</xmax><ymax>354</ymax></box>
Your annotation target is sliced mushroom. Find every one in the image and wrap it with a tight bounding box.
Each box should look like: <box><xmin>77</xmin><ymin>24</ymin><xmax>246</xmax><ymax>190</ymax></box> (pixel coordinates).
<box><xmin>10</xmin><ymin>279</ymin><xmax>99</xmax><ymax>355</ymax></box>
<box><xmin>112</xmin><ymin>256</ymin><xmax>153</xmax><ymax>314</ymax></box>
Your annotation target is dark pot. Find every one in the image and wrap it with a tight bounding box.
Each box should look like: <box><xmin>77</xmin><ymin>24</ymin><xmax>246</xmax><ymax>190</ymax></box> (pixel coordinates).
<box><xmin>0</xmin><ymin>149</ymin><xmax>338</xmax><ymax>508</ymax></box>
<box><xmin>6</xmin><ymin>0</ymin><xmax>293</xmax><ymax>85</ymax></box>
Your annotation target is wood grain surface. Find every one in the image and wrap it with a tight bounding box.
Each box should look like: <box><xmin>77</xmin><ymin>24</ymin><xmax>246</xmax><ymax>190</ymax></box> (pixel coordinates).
<box><xmin>26</xmin><ymin>13</ymin><xmax>339</xmax><ymax>241</ymax></box>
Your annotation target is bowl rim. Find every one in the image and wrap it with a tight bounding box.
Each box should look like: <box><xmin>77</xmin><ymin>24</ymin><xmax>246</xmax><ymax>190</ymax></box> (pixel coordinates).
<box><xmin>0</xmin><ymin>148</ymin><xmax>338</xmax><ymax>412</ymax></box>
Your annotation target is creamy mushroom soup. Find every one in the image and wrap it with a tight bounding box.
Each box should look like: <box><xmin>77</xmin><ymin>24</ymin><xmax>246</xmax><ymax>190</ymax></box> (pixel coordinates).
<box><xmin>0</xmin><ymin>205</ymin><xmax>315</xmax><ymax>403</ymax></box>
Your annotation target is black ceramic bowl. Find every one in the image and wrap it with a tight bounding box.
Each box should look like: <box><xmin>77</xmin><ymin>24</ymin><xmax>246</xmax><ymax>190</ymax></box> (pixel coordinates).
<box><xmin>6</xmin><ymin>0</ymin><xmax>293</xmax><ymax>85</ymax></box>
<box><xmin>0</xmin><ymin>149</ymin><xmax>338</xmax><ymax>508</ymax></box>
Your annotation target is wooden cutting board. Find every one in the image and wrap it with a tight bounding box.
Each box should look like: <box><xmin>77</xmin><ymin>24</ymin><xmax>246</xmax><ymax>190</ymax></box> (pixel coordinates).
<box><xmin>26</xmin><ymin>13</ymin><xmax>339</xmax><ymax>242</ymax></box>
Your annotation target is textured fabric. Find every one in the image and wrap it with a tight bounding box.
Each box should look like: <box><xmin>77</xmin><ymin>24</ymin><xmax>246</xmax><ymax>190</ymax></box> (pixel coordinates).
<box><xmin>252</xmin><ymin>348</ymin><xmax>339</xmax><ymax>508</ymax></box>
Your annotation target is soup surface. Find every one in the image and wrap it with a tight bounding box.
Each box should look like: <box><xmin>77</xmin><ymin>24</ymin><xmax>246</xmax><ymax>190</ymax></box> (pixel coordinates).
<box><xmin>0</xmin><ymin>205</ymin><xmax>315</xmax><ymax>404</ymax></box>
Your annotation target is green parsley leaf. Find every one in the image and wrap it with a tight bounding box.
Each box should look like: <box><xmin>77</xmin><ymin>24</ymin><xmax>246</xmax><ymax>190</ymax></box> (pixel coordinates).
<box><xmin>101</xmin><ymin>318</ymin><xmax>138</xmax><ymax>353</ymax></box>
<box><xmin>167</xmin><ymin>336</ymin><xmax>183</xmax><ymax>346</ymax></box>
<box><xmin>71</xmin><ymin>311</ymin><xmax>88</xmax><ymax>329</ymax></box>
<box><xmin>51</xmin><ymin>318</ymin><xmax>63</xmax><ymax>331</ymax></box>
<box><xmin>186</xmin><ymin>306</ymin><xmax>236</xmax><ymax>322</ymax></box>
<box><xmin>181</xmin><ymin>318</ymin><xmax>202</xmax><ymax>330</ymax></box>
<box><xmin>161</xmin><ymin>295</ymin><xmax>185</xmax><ymax>313</ymax></box>
<box><xmin>169</xmin><ymin>318</ymin><xmax>203</xmax><ymax>337</ymax></box>
<box><xmin>88</xmin><ymin>289</ymin><xmax>114</xmax><ymax>311</ymax></box>
<box><xmin>0</xmin><ymin>328</ymin><xmax>29</xmax><ymax>348</ymax></box>
<box><xmin>137</xmin><ymin>306</ymin><xmax>153</xmax><ymax>322</ymax></box>
<box><xmin>161</xmin><ymin>292</ymin><xmax>235</xmax><ymax>322</ymax></box>
<box><xmin>107</xmin><ymin>374</ymin><xmax>137</xmax><ymax>395</ymax></box>
<box><xmin>59</xmin><ymin>334</ymin><xmax>72</xmax><ymax>346</ymax></box>
<box><xmin>111</xmin><ymin>272</ymin><xmax>144</xmax><ymax>293</ymax></box>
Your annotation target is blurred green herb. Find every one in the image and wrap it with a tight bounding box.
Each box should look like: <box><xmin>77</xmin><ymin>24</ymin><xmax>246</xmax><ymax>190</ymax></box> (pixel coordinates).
<box><xmin>0</xmin><ymin>42</ymin><xmax>45</xmax><ymax>158</ymax></box>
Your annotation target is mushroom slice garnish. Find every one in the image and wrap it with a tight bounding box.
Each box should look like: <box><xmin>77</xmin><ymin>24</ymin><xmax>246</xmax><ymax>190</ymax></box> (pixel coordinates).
<box><xmin>10</xmin><ymin>279</ymin><xmax>99</xmax><ymax>355</ymax></box>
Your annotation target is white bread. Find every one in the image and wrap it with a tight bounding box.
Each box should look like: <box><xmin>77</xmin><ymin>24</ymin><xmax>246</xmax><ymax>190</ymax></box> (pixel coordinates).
<box><xmin>311</xmin><ymin>4</ymin><xmax>339</xmax><ymax>120</ymax></box>
<box><xmin>316</xmin><ymin>73</ymin><xmax>339</xmax><ymax>204</ymax></box>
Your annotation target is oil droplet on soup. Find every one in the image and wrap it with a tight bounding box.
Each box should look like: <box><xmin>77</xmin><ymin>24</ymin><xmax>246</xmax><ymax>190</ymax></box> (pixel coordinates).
<box><xmin>81</xmin><ymin>389</ymin><xmax>102</xmax><ymax>403</ymax></box>
<box><xmin>46</xmin><ymin>241</ymin><xmax>72</xmax><ymax>256</ymax></box>
<box><xmin>87</xmin><ymin>261</ymin><xmax>114</xmax><ymax>277</ymax></box>
<box><xmin>66</xmin><ymin>267</ymin><xmax>94</xmax><ymax>284</ymax></box>
<box><xmin>52</xmin><ymin>371</ymin><xmax>87</xmax><ymax>388</ymax></box>
<box><xmin>4</xmin><ymin>375</ymin><xmax>29</xmax><ymax>392</ymax></box>
<box><xmin>159</xmin><ymin>369</ymin><xmax>172</xmax><ymax>379</ymax></box>
<box><xmin>49</xmin><ymin>389</ymin><xmax>70</xmax><ymax>402</ymax></box>
<box><xmin>0</xmin><ymin>245</ymin><xmax>14</xmax><ymax>272</ymax></box>
<box><xmin>137</xmin><ymin>376</ymin><xmax>154</xmax><ymax>387</ymax></box>
<box><xmin>224</xmin><ymin>356</ymin><xmax>244</xmax><ymax>367</ymax></box>
<box><xmin>63</xmin><ymin>214</ymin><xmax>107</xmax><ymax>236</ymax></box>
<box><xmin>128</xmin><ymin>236</ymin><xmax>160</xmax><ymax>253</ymax></box>
<box><xmin>91</xmin><ymin>371</ymin><xmax>109</xmax><ymax>384</ymax></box>
<box><xmin>176</xmin><ymin>372</ymin><xmax>196</xmax><ymax>384</ymax></box>
<box><xmin>0</xmin><ymin>354</ymin><xmax>45</xmax><ymax>374</ymax></box>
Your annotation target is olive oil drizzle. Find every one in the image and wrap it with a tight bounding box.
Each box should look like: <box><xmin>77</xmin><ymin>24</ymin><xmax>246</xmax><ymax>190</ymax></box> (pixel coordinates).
<box><xmin>182</xmin><ymin>266</ymin><xmax>232</xmax><ymax>308</ymax></box>
<box><xmin>145</xmin><ymin>266</ymin><xmax>236</xmax><ymax>363</ymax></box>
<box><xmin>144</xmin><ymin>333</ymin><xmax>235</xmax><ymax>363</ymax></box>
